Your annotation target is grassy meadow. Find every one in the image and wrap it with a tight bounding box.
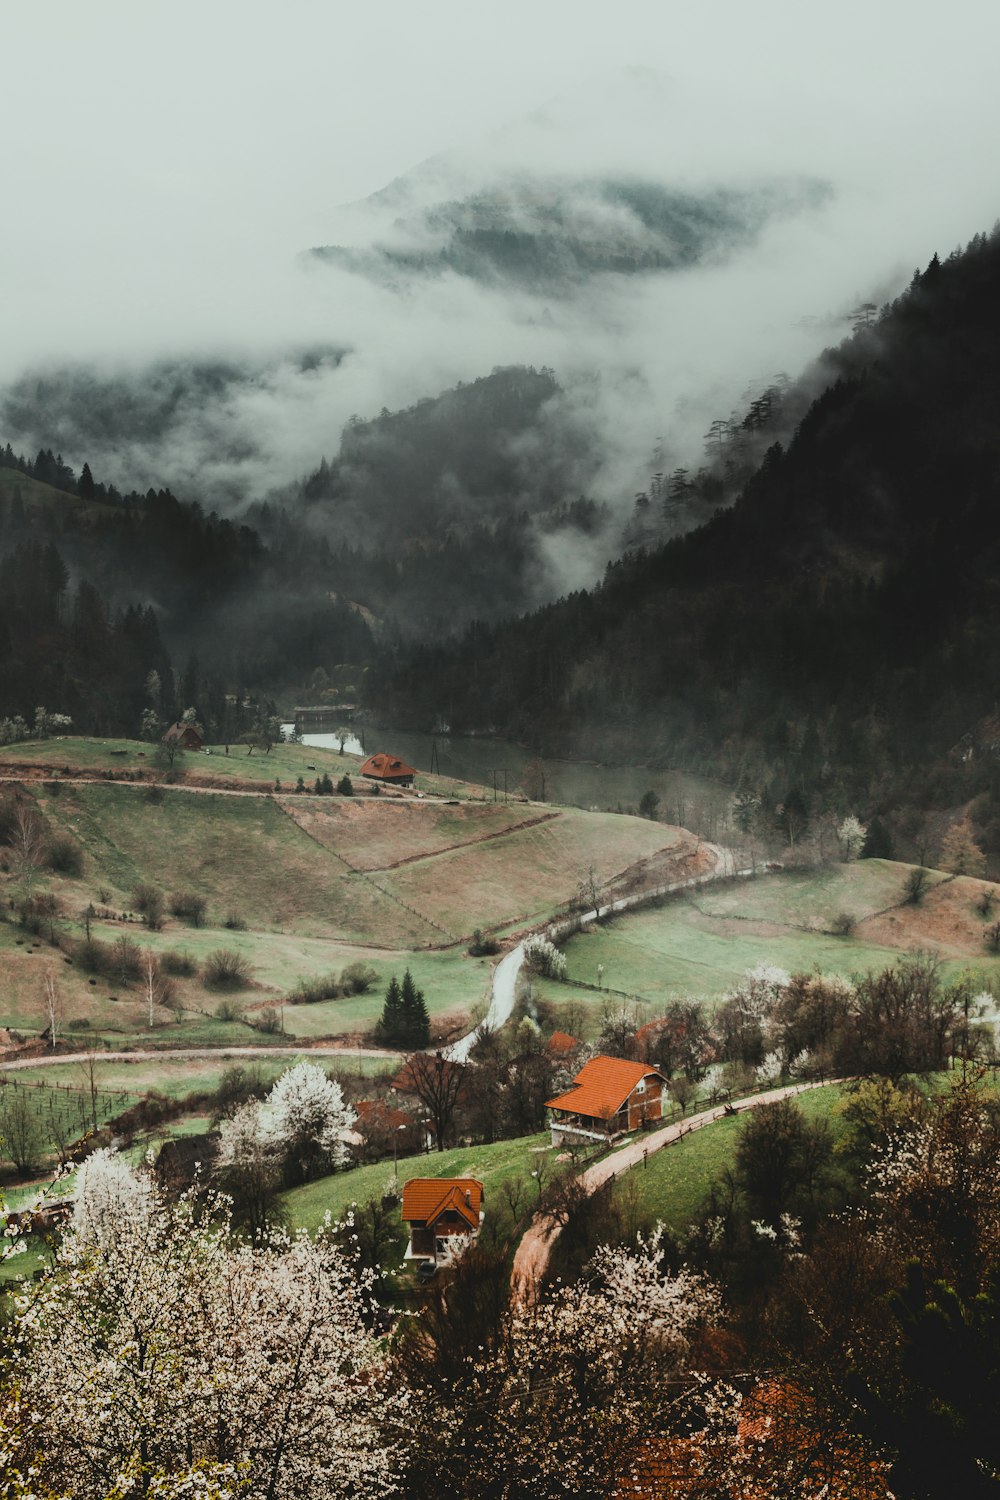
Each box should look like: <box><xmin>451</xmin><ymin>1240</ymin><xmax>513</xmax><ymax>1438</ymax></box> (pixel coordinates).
<box><xmin>614</xmin><ymin>1083</ymin><xmax>849</xmax><ymax>1236</ymax></box>
<box><xmin>548</xmin><ymin>860</ymin><xmax>1000</xmax><ymax>1030</ymax></box>
<box><xmin>0</xmin><ymin>739</ymin><xmax>695</xmax><ymax>1060</ymax></box>
<box><xmin>282</xmin><ymin>1130</ymin><xmax>556</xmax><ymax>1234</ymax></box>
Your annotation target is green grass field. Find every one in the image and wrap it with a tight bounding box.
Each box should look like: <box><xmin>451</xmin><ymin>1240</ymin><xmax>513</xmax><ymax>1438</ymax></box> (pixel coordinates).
<box><xmin>282</xmin><ymin>1131</ymin><xmax>555</xmax><ymax>1233</ymax></box>
<box><xmin>617</xmin><ymin>1083</ymin><xmax>848</xmax><ymax>1235</ymax></box>
<box><xmin>557</xmin><ymin>861</ymin><xmax>1000</xmax><ymax>1016</ymax></box>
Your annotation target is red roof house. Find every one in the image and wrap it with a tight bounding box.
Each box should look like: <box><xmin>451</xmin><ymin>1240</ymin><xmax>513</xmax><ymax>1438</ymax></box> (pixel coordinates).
<box><xmin>545</xmin><ymin>1055</ymin><xmax>667</xmax><ymax>1145</ymax></box>
<box><xmin>546</xmin><ymin>1030</ymin><xmax>583</xmax><ymax>1059</ymax></box>
<box><xmin>401</xmin><ymin>1177</ymin><xmax>485</xmax><ymax>1265</ymax></box>
<box><xmin>359</xmin><ymin>752</ymin><xmax>416</xmax><ymax>786</ymax></box>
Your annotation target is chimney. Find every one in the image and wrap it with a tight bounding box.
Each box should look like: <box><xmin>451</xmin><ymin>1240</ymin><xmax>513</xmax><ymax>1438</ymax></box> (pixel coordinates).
<box><xmin>465</xmin><ymin>1189</ymin><xmax>472</xmax><ymax>1206</ymax></box>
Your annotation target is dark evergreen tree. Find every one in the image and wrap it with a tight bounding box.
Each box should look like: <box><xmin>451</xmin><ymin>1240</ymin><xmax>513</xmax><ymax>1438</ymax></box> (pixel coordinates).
<box><xmin>400</xmin><ymin>968</ymin><xmax>430</xmax><ymax>1047</ymax></box>
<box><xmin>376</xmin><ymin>976</ymin><xmax>404</xmax><ymax>1045</ymax></box>
<box><xmin>862</xmin><ymin>817</ymin><xmax>894</xmax><ymax>860</ymax></box>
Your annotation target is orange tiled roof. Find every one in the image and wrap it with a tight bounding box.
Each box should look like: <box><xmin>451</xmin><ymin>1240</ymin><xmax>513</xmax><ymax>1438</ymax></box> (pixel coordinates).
<box><xmin>355</xmin><ymin>1100</ymin><xmax>416</xmax><ymax>1132</ymax></box>
<box><xmin>546</xmin><ymin>1030</ymin><xmax>582</xmax><ymax>1057</ymax></box>
<box><xmin>546</xmin><ymin>1056</ymin><xmax>665</xmax><ymax>1119</ymax></box>
<box><xmin>360</xmin><ymin>752</ymin><xmax>416</xmax><ymax>780</ymax></box>
<box><xmin>401</xmin><ymin>1177</ymin><xmax>484</xmax><ymax>1230</ymax></box>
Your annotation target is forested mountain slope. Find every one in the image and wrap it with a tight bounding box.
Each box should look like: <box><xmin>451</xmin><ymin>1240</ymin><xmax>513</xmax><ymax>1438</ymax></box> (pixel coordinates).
<box><xmin>373</xmin><ymin>229</ymin><xmax>1000</xmax><ymax>820</ymax></box>
<box><xmin>310</xmin><ymin>172</ymin><xmax>826</xmax><ymax>294</ymax></box>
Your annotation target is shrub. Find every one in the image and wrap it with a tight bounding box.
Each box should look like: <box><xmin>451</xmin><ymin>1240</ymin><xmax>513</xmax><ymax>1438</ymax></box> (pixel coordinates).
<box><xmin>76</xmin><ymin>937</ymin><xmax>110</xmax><ymax>975</ymax></box>
<box><xmin>47</xmin><ymin>835</ymin><xmax>82</xmax><ymax>876</ymax></box>
<box><xmin>977</xmin><ymin>889</ymin><xmax>997</xmax><ymax>918</ymax></box>
<box><xmin>111</xmin><ymin>935</ymin><xmax>143</xmax><ymax>984</ymax></box>
<box><xmin>253</xmin><ymin>1006</ymin><xmax>281</xmax><ymax>1034</ymax></box>
<box><xmin>223</xmin><ymin>911</ymin><xmax>247</xmax><ymax>932</ymax></box>
<box><xmin>295</xmin><ymin>776</ymin><xmax>305</xmax><ymax>793</ymax></box>
<box><xmin>169</xmin><ymin>890</ymin><xmax>206</xmax><ymax>926</ymax></box>
<box><xmin>985</xmin><ymin>921</ymin><xmax>1000</xmax><ymax>955</ymax></box>
<box><xmin>903</xmin><ymin>867</ymin><xmax>930</xmax><ymax>905</ymax></box>
<box><xmin>204</xmin><ymin>949</ymin><xmax>253</xmax><ymax>989</ymax></box>
<box><xmin>160</xmin><ymin>948</ymin><xmax>197</xmax><ymax>977</ymax></box>
<box><xmin>290</xmin><ymin>973</ymin><xmax>341</xmax><ymax>1004</ymax></box>
<box><xmin>216</xmin><ymin>1065</ymin><xmax>268</xmax><ymax>1112</ymax></box>
<box><xmin>830</xmin><ymin>911</ymin><xmax>856</xmax><ymax>937</ymax></box>
<box><xmin>336</xmin><ymin>774</ymin><xmax>354</xmax><ymax>796</ymax></box>
<box><xmin>142</xmin><ymin>784</ymin><xmax>164</xmax><ymax>804</ymax></box>
<box><xmin>340</xmin><ymin>961</ymin><xmax>377</xmax><ymax>994</ymax></box>
<box><xmin>133</xmin><ymin>883</ymin><xmax>165</xmax><ymax>931</ymax></box>
<box><xmin>214</xmin><ymin>998</ymin><xmax>244</xmax><ymax>1021</ymax></box>
<box><xmin>468</xmin><ymin>928</ymin><xmax>500</xmax><ymax>957</ymax></box>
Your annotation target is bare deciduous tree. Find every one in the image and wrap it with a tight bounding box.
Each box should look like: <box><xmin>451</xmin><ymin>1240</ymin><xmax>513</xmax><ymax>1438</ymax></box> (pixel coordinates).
<box><xmin>400</xmin><ymin>1051</ymin><xmax>467</xmax><ymax>1152</ymax></box>
<box><xmin>10</xmin><ymin>800</ymin><xmax>45</xmax><ymax>899</ymax></box>
<box><xmin>42</xmin><ymin>971</ymin><xmax>60</xmax><ymax>1049</ymax></box>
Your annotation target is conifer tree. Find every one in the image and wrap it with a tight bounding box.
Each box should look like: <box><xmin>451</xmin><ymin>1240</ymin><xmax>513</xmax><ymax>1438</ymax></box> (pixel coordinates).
<box><xmin>376</xmin><ymin>976</ymin><xmax>404</xmax><ymax>1044</ymax></box>
<box><xmin>400</xmin><ymin>968</ymin><xmax>430</xmax><ymax>1047</ymax></box>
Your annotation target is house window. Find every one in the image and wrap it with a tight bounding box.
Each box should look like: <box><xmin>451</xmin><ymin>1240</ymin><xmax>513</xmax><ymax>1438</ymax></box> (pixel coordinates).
<box><xmin>635</xmin><ymin>1079</ymin><xmax>646</xmax><ymax>1095</ymax></box>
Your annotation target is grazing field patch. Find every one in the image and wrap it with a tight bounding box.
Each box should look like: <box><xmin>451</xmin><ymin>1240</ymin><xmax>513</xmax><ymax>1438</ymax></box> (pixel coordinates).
<box><xmin>283</xmin><ymin>1131</ymin><xmax>555</xmax><ymax>1233</ymax></box>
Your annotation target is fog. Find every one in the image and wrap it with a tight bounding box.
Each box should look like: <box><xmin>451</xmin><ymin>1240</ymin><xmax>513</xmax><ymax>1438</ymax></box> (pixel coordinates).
<box><xmin>3</xmin><ymin>0</ymin><xmax>999</xmax><ymax>534</ymax></box>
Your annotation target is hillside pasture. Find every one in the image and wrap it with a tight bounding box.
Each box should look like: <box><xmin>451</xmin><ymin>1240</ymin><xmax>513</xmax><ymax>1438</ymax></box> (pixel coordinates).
<box><xmin>383</xmin><ymin>810</ymin><xmax>689</xmax><ymax>936</ymax></box>
<box><xmin>31</xmin><ymin>783</ymin><xmax>438</xmax><ymax>945</ymax></box>
<box><xmin>615</xmin><ymin>1083</ymin><xmax>849</xmax><ymax>1236</ymax></box>
<box><xmin>557</xmin><ymin>861</ymin><xmax>1000</xmax><ymax>1015</ymax></box>
<box><xmin>281</xmin><ymin>797</ymin><xmax>545</xmax><ymax>872</ymax></box>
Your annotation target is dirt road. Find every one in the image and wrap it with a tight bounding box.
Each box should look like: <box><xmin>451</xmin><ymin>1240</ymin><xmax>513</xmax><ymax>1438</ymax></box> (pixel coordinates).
<box><xmin>511</xmin><ymin>1079</ymin><xmax>835</xmax><ymax>1298</ymax></box>
<box><xmin>0</xmin><ymin>1042</ymin><xmax>402</xmax><ymax>1072</ymax></box>
<box><xmin>447</xmin><ymin>842</ymin><xmax>754</xmax><ymax>1062</ymax></box>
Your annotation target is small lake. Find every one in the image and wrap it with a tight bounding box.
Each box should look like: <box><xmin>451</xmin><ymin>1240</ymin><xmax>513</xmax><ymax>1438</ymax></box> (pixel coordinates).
<box><xmin>282</xmin><ymin>723</ymin><xmax>733</xmax><ymax>835</ymax></box>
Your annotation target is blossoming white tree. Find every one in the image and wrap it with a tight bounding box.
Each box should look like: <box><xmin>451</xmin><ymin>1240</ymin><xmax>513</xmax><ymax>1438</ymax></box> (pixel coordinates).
<box><xmin>73</xmin><ymin>1145</ymin><xmax>154</xmax><ymax>1246</ymax></box>
<box><xmin>260</xmin><ymin>1060</ymin><xmax>356</xmax><ymax>1183</ymax></box>
<box><xmin>402</xmin><ymin>1225</ymin><xmax>719</xmax><ymax>1496</ymax></box>
<box><xmin>15</xmin><ymin>1177</ymin><xmax>401</xmax><ymax>1499</ymax></box>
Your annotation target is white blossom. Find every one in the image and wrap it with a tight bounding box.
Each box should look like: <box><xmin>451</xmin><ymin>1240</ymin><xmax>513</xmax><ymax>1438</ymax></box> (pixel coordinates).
<box><xmin>73</xmin><ymin>1147</ymin><xmax>154</xmax><ymax>1247</ymax></box>
<box><xmin>15</xmin><ymin>1181</ymin><xmax>402</xmax><ymax>1499</ymax></box>
<box><xmin>755</xmin><ymin>1050</ymin><xmax>784</xmax><ymax>1087</ymax></box>
<box><xmin>261</xmin><ymin>1061</ymin><xmax>356</xmax><ymax>1169</ymax></box>
<box><xmin>522</xmin><ymin>935</ymin><xmax>567</xmax><ymax>981</ymax></box>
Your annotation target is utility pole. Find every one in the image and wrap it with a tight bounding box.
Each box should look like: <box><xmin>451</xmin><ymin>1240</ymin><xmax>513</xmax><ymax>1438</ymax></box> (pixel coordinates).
<box><xmin>492</xmin><ymin>769</ymin><xmax>498</xmax><ymax>803</ymax></box>
<box><xmin>430</xmin><ymin>739</ymin><xmax>441</xmax><ymax>776</ymax></box>
<box><xmin>503</xmin><ymin>768</ymin><xmax>508</xmax><ymax>804</ymax></box>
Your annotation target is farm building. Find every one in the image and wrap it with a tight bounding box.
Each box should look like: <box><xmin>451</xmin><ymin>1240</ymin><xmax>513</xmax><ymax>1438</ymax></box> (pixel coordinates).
<box><xmin>546</xmin><ymin>1055</ymin><xmax>668</xmax><ymax>1146</ymax></box>
<box><xmin>162</xmin><ymin>721</ymin><xmax>203</xmax><ymax>751</ymax></box>
<box><xmin>401</xmin><ymin>1177</ymin><xmax>484</xmax><ymax>1266</ymax></box>
<box><xmin>359</xmin><ymin>751</ymin><xmax>416</xmax><ymax>786</ymax></box>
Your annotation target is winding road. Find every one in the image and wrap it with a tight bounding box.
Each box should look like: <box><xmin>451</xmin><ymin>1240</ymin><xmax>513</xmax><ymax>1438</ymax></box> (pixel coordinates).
<box><xmin>445</xmin><ymin>842</ymin><xmax>753</xmax><ymax>1062</ymax></box>
<box><xmin>511</xmin><ymin>1078</ymin><xmax>836</xmax><ymax>1299</ymax></box>
<box><xmin>1</xmin><ymin>842</ymin><xmax>752</xmax><ymax>1076</ymax></box>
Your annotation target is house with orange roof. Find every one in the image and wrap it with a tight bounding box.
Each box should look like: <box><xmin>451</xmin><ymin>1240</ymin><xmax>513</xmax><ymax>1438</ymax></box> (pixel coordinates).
<box><xmin>545</xmin><ymin>1055</ymin><xmax>667</xmax><ymax>1145</ymax></box>
<box><xmin>359</xmin><ymin>751</ymin><xmax>416</xmax><ymax>787</ymax></box>
<box><xmin>401</xmin><ymin>1177</ymin><xmax>485</xmax><ymax>1265</ymax></box>
<box><xmin>546</xmin><ymin>1030</ymin><xmax>583</xmax><ymax>1059</ymax></box>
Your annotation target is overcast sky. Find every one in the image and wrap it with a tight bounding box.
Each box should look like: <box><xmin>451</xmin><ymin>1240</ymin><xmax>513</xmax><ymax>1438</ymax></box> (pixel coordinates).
<box><xmin>3</xmin><ymin>0</ymin><xmax>1000</xmax><ymax>516</ymax></box>
<box><xmin>5</xmin><ymin>1</ymin><xmax>999</xmax><ymax>337</ymax></box>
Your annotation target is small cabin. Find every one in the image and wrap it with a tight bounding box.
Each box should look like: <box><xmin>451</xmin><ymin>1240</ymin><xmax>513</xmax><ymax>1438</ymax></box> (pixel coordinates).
<box><xmin>545</xmin><ymin>1055</ymin><xmax>668</xmax><ymax>1146</ymax></box>
<box><xmin>162</xmin><ymin>722</ymin><xmax>203</xmax><ymax>751</ymax></box>
<box><xmin>359</xmin><ymin>752</ymin><xmax>416</xmax><ymax>787</ymax></box>
<box><xmin>401</xmin><ymin>1177</ymin><xmax>484</xmax><ymax>1266</ymax></box>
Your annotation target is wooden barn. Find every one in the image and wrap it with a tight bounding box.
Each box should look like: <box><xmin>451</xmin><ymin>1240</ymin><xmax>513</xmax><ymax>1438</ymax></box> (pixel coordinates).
<box><xmin>359</xmin><ymin>752</ymin><xmax>416</xmax><ymax>787</ymax></box>
<box><xmin>162</xmin><ymin>721</ymin><xmax>203</xmax><ymax>751</ymax></box>
<box><xmin>545</xmin><ymin>1055</ymin><xmax>668</xmax><ymax>1146</ymax></box>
